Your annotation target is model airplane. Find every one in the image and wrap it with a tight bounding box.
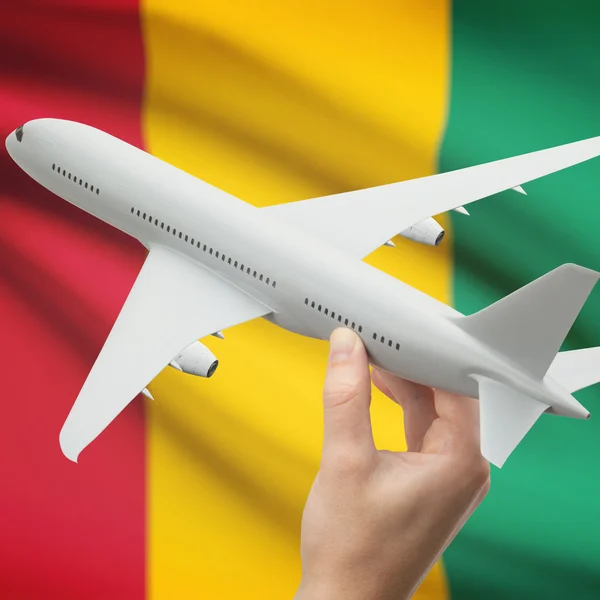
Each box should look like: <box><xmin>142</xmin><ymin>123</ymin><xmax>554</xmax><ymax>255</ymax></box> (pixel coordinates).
<box><xmin>6</xmin><ymin>119</ymin><xmax>600</xmax><ymax>468</ymax></box>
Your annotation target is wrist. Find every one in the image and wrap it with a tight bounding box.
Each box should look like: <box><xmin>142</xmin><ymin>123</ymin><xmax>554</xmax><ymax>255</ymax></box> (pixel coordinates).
<box><xmin>294</xmin><ymin>575</ymin><xmax>412</xmax><ymax>600</ymax></box>
<box><xmin>294</xmin><ymin>579</ymin><xmax>349</xmax><ymax>600</ymax></box>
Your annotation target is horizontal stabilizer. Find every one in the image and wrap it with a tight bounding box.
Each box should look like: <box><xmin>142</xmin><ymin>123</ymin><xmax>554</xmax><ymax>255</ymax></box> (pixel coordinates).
<box><xmin>456</xmin><ymin>265</ymin><xmax>600</xmax><ymax>379</ymax></box>
<box><xmin>474</xmin><ymin>376</ymin><xmax>549</xmax><ymax>468</ymax></box>
<box><xmin>547</xmin><ymin>347</ymin><xmax>600</xmax><ymax>393</ymax></box>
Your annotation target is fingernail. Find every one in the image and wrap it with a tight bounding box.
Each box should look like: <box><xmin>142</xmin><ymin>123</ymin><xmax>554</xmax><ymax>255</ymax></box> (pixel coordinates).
<box><xmin>329</xmin><ymin>328</ymin><xmax>357</xmax><ymax>363</ymax></box>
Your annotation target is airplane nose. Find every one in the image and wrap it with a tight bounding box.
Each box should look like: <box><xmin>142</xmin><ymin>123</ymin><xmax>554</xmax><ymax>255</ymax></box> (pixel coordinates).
<box><xmin>5</xmin><ymin>124</ymin><xmax>25</xmax><ymax>162</ymax></box>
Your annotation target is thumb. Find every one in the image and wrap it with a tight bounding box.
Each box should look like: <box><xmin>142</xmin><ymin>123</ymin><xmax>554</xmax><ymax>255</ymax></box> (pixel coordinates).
<box><xmin>322</xmin><ymin>328</ymin><xmax>375</xmax><ymax>465</ymax></box>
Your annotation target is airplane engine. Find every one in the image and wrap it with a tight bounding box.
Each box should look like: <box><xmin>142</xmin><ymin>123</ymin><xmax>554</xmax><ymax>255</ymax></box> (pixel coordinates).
<box><xmin>398</xmin><ymin>217</ymin><xmax>445</xmax><ymax>246</ymax></box>
<box><xmin>170</xmin><ymin>341</ymin><xmax>219</xmax><ymax>378</ymax></box>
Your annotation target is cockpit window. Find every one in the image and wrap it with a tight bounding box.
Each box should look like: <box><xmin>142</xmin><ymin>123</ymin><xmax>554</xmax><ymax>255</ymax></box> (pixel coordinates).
<box><xmin>15</xmin><ymin>125</ymin><xmax>24</xmax><ymax>142</ymax></box>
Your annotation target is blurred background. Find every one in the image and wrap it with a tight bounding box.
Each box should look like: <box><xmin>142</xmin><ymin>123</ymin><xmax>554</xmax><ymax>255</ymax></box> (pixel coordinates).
<box><xmin>1</xmin><ymin>1</ymin><xmax>599</xmax><ymax>598</ymax></box>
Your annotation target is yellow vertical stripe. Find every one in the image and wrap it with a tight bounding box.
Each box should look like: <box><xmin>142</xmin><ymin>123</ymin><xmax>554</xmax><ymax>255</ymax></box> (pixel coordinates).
<box><xmin>141</xmin><ymin>2</ymin><xmax>451</xmax><ymax>598</ymax></box>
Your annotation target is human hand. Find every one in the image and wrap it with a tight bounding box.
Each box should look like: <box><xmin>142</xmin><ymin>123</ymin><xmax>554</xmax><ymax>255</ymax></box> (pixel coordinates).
<box><xmin>295</xmin><ymin>328</ymin><xmax>490</xmax><ymax>600</ymax></box>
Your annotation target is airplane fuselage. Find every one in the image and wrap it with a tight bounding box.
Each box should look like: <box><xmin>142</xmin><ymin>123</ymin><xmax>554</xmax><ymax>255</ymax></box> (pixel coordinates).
<box><xmin>6</xmin><ymin>119</ymin><xmax>587</xmax><ymax>421</ymax></box>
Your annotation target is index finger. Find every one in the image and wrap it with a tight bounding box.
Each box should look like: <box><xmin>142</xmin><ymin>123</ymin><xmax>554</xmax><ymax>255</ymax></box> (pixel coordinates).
<box><xmin>423</xmin><ymin>390</ymin><xmax>482</xmax><ymax>458</ymax></box>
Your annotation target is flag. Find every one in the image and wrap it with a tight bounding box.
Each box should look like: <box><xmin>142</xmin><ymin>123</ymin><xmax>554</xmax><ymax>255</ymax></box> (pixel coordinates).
<box><xmin>1</xmin><ymin>1</ymin><xmax>598</xmax><ymax>598</ymax></box>
<box><xmin>442</xmin><ymin>3</ymin><xmax>600</xmax><ymax>598</ymax></box>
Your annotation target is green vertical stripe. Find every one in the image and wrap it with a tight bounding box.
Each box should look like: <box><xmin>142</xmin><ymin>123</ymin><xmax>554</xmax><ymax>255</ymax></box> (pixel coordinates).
<box><xmin>441</xmin><ymin>2</ymin><xmax>600</xmax><ymax>598</ymax></box>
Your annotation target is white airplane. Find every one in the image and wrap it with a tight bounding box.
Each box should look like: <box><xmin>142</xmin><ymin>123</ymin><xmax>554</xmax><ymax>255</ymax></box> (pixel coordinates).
<box><xmin>6</xmin><ymin>119</ymin><xmax>600</xmax><ymax>468</ymax></box>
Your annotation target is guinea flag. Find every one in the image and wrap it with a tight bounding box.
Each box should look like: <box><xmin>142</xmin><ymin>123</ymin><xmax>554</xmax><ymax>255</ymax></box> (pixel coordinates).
<box><xmin>0</xmin><ymin>1</ymin><xmax>599</xmax><ymax>599</ymax></box>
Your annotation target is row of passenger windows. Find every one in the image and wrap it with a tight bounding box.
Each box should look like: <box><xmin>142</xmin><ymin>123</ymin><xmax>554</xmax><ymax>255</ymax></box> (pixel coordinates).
<box><xmin>304</xmin><ymin>298</ymin><xmax>363</xmax><ymax>333</ymax></box>
<box><xmin>304</xmin><ymin>298</ymin><xmax>400</xmax><ymax>351</ymax></box>
<box><xmin>52</xmin><ymin>163</ymin><xmax>99</xmax><ymax>195</ymax></box>
<box><xmin>131</xmin><ymin>207</ymin><xmax>277</xmax><ymax>288</ymax></box>
<box><xmin>373</xmin><ymin>332</ymin><xmax>400</xmax><ymax>351</ymax></box>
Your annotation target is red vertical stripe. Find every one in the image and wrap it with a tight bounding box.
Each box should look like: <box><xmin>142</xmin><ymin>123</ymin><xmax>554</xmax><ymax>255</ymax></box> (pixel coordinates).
<box><xmin>0</xmin><ymin>1</ymin><xmax>146</xmax><ymax>598</ymax></box>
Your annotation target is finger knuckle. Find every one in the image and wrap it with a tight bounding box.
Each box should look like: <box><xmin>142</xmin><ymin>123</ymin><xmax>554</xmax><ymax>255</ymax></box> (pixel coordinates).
<box><xmin>323</xmin><ymin>379</ymin><xmax>362</xmax><ymax>408</ymax></box>
<box><xmin>479</xmin><ymin>470</ymin><xmax>491</xmax><ymax>497</ymax></box>
<box><xmin>455</xmin><ymin>453</ymin><xmax>490</xmax><ymax>493</ymax></box>
<box><xmin>471</xmin><ymin>456</ymin><xmax>491</xmax><ymax>490</ymax></box>
<box><xmin>326</xmin><ymin>447</ymin><xmax>372</xmax><ymax>479</ymax></box>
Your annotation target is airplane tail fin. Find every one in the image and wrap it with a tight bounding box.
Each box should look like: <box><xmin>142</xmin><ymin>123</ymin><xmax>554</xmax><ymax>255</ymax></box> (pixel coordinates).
<box><xmin>547</xmin><ymin>346</ymin><xmax>600</xmax><ymax>393</ymax></box>
<box><xmin>455</xmin><ymin>264</ymin><xmax>600</xmax><ymax>379</ymax></box>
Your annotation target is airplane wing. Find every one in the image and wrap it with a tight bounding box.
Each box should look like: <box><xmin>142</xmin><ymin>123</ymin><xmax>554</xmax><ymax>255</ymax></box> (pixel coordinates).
<box><xmin>263</xmin><ymin>135</ymin><xmax>600</xmax><ymax>259</ymax></box>
<box><xmin>59</xmin><ymin>245</ymin><xmax>271</xmax><ymax>462</ymax></box>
